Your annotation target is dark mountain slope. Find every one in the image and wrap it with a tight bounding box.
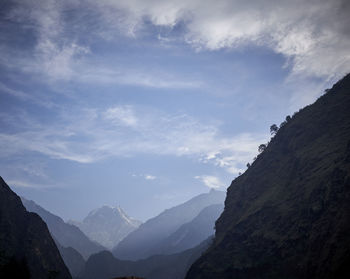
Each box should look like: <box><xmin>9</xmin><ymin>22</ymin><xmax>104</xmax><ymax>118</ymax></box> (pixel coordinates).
<box><xmin>81</xmin><ymin>238</ymin><xmax>211</xmax><ymax>279</ymax></box>
<box><xmin>0</xmin><ymin>176</ymin><xmax>72</xmax><ymax>279</ymax></box>
<box><xmin>113</xmin><ymin>189</ymin><xmax>225</xmax><ymax>260</ymax></box>
<box><xmin>186</xmin><ymin>74</ymin><xmax>350</xmax><ymax>279</ymax></box>
<box><xmin>22</xmin><ymin>197</ymin><xmax>104</xmax><ymax>259</ymax></box>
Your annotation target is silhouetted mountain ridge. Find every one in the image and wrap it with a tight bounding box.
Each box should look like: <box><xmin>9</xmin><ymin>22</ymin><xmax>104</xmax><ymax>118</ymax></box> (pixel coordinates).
<box><xmin>80</xmin><ymin>237</ymin><xmax>212</xmax><ymax>279</ymax></box>
<box><xmin>22</xmin><ymin>197</ymin><xmax>104</xmax><ymax>259</ymax></box>
<box><xmin>186</xmin><ymin>74</ymin><xmax>350</xmax><ymax>279</ymax></box>
<box><xmin>156</xmin><ymin>203</ymin><xmax>223</xmax><ymax>255</ymax></box>
<box><xmin>0</xmin><ymin>177</ymin><xmax>71</xmax><ymax>279</ymax></box>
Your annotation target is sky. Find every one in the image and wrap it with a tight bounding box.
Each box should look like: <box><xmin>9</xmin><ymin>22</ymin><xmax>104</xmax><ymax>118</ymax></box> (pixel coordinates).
<box><xmin>0</xmin><ymin>0</ymin><xmax>349</xmax><ymax>222</ymax></box>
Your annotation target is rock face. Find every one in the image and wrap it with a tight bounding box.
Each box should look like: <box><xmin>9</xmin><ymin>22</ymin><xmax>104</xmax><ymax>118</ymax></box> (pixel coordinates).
<box><xmin>113</xmin><ymin>189</ymin><xmax>225</xmax><ymax>260</ymax></box>
<box><xmin>186</xmin><ymin>74</ymin><xmax>350</xmax><ymax>279</ymax></box>
<box><xmin>69</xmin><ymin>206</ymin><xmax>141</xmax><ymax>250</ymax></box>
<box><xmin>0</xmin><ymin>176</ymin><xmax>72</xmax><ymax>279</ymax></box>
<box><xmin>22</xmin><ymin>197</ymin><xmax>104</xmax><ymax>259</ymax></box>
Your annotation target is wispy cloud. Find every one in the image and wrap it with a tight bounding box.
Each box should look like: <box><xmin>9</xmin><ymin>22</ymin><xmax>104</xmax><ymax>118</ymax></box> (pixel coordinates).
<box><xmin>195</xmin><ymin>175</ymin><xmax>224</xmax><ymax>189</ymax></box>
<box><xmin>6</xmin><ymin>179</ymin><xmax>53</xmax><ymax>189</ymax></box>
<box><xmin>1</xmin><ymin>0</ymin><xmax>201</xmax><ymax>89</ymax></box>
<box><xmin>4</xmin><ymin>0</ymin><xmax>349</xmax><ymax>87</ymax></box>
<box><xmin>75</xmin><ymin>66</ymin><xmax>202</xmax><ymax>89</ymax></box>
<box><xmin>0</xmin><ymin>105</ymin><xmax>267</xmax><ymax>174</ymax></box>
<box><xmin>104</xmin><ymin>106</ymin><xmax>138</xmax><ymax>127</ymax></box>
<box><xmin>93</xmin><ymin>0</ymin><xmax>350</xmax><ymax>79</ymax></box>
<box><xmin>0</xmin><ymin>82</ymin><xmax>58</xmax><ymax>109</ymax></box>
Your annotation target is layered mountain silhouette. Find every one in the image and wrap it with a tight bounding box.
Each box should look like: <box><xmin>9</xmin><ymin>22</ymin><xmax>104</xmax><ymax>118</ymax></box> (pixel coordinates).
<box><xmin>22</xmin><ymin>197</ymin><xmax>104</xmax><ymax>259</ymax></box>
<box><xmin>56</xmin><ymin>241</ymin><xmax>85</xmax><ymax>278</ymax></box>
<box><xmin>69</xmin><ymin>205</ymin><xmax>141</xmax><ymax>249</ymax></box>
<box><xmin>186</xmin><ymin>74</ymin><xmax>350</xmax><ymax>279</ymax></box>
<box><xmin>0</xmin><ymin>176</ymin><xmax>71</xmax><ymax>279</ymax></box>
<box><xmin>155</xmin><ymin>203</ymin><xmax>223</xmax><ymax>255</ymax></box>
<box><xmin>80</xmin><ymin>237</ymin><xmax>211</xmax><ymax>279</ymax></box>
<box><xmin>113</xmin><ymin>189</ymin><xmax>225</xmax><ymax>260</ymax></box>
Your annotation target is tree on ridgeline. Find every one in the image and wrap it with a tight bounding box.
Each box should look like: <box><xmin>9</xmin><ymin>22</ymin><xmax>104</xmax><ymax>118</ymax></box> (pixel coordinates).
<box><xmin>270</xmin><ymin>124</ymin><xmax>278</xmax><ymax>135</ymax></box>
<box><xmin>258</xmin><ymin>144</ymin><xmax>267</xmax><ymax>153</ymax></box>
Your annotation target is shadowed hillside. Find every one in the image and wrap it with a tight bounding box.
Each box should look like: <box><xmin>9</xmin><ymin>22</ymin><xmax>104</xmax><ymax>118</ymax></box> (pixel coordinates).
<box><xmin>186</xmin><ymin>74</ymin><xmax>350</xmax><ymax>279</ymax></box>
<box><xmin>22</xmin><ymin>197</ymin><xmax>105</xmax><ymax>260</ymax></box>
<box><xmin>0</xmin><ymin>177</ymin><xmax>72</xmax><ymax>279</ymax></box>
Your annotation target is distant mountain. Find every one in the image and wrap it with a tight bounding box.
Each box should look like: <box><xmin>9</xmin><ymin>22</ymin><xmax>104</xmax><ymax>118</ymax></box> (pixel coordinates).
<box><xmin>80</xmin><ymin>237</ymin><xmax>212</xmax><ymax>279</ymax></box>
<box><xmin>22</xmin><ymin>197</ymin><xmax>104</xmax><ymax>259</ymax></box>
<box><xmin>0</xmin><ymin>176</ymin><xmax>71</xmax><ymax>279</ymax></box>
<box><xmin>113</xmin><ymin>189</ymin><xmax>225</xmax><ymax>260</ymax></box>
<box><xmin>186</xmin><ymin>75</ymin><xmax>350</xmax><ymax>279</ymax></box>
<box><xmin>156</xmin><ymin>203</ymin><xmax>223</xmax><ymax>255</ymax></box>
<box><xmin>69</xmin><ymin>205</ymin><xmax>141</xmax><ymax>249</ymax></box>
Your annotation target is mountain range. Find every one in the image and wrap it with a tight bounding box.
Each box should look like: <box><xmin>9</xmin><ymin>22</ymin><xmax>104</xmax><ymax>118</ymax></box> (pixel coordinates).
<box><xmin>113</xmin><ymin>189</ymin><xmax>225</xmax><ymax>260</ymax></box>
<box><xmin>80</xmin><ymin>237</ymin><xmax>212</xmax><ymax>279</ymax></box>
<box><xmin>186</xmin><ymin>74</ymin><xmax>350</xmax><ymax>278</ymax></box>
<box><xmin>80</xmin><ymin>196</ymin><xmax>224</xmax><ymax>279</ymax></box>
<box><xmin>21</xmin><ymin>189</ymin><xmax>224</xmax><ymax>278</ymax></box>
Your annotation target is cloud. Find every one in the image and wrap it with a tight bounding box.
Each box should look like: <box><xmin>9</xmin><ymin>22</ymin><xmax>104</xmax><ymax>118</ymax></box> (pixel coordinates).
<box><xmin>104</xmin><ymin>106</ymin><xmax>138</xmax><ymax>127</ymax></box>
<box><xmin>5</xmin><ymin>179</ymin><xmax>52</xmax><ymax>189</ymax></box>
<box><xmin>2</xmin><ymin>0</ymin><xmax>89</xmax><ymax>81</ymax></box>
<box><xmin>93</xmin><ymin>0</ymin><xmax>350</xmax><ymax>79</ymax></box>
<box><xmin>0</xmin><ymin>0</ymin><xmax>202</xmax><ymax>89</ymax></box>
<box><xmin>3</xmin><ymin>0</ymin><xmax>349</xmax><ymax>85</ymax></box>
<box><xmin>6</xmin><ymin>180</ymin><xmax>36</xmax><ymax>188</ymax></box>
<box><xmin>0</xmin><ymin>105</ymin><xmax>268</xmax><ymax>174</ymax></box>
<box><xmin>0</xmin><ymin>82</ymin><xmax>57</xmax><ymax>108</ymax></box>
<box><xmin>76</xmin><ymin>67</ymin><xmax>201</xmax><ymax>89</ymax></box>
<box><xmin>195</xmin><ymin>175</ymin><xmax>224</xmax><ymax>189</ymax></box>
<box><xmin>132</xmin><ymin>173</ymin><xmax>157</xmax><ymax>180</ymax></box>
<box><xmin>145</xmin><ymin>175</ymin><xmax>156</xmax><ymax>180</ymax></box>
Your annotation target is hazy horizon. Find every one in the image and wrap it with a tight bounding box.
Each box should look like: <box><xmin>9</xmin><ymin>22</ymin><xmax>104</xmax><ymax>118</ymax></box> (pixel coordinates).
<box><xmin>1</xmin><ymin>0</ymin><xmax>349</xmax><ymax>221</ymax></box>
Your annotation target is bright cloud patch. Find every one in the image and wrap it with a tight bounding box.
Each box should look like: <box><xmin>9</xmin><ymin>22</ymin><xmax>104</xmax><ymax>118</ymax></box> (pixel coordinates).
<box><xmin>145</xmin><ymin>175</ymin><xmax>156</xmax><ymax>180</ymax></box>
<box><xmin>195</xmin><ymin>175</ymin><xmax>224</xmax><ymax>189</ymax></box>
<box><xmin>94</xmin><ymin>0</ymin><xmax>350</xmax><ymax>79</ymax></box>
<box><xmin>3</xmin><ymin>0</ymin><xmax>349</xmax><ymax>84</ymax></box>
<box><xmin>104</xmin><ymin>106</ymin><xmax>138</xmax><ymax>127</ymax></box>
<box><xmin>121</xmin><ymin>0</ymin><xmax>350</xmax><ymax>79</ymax></box>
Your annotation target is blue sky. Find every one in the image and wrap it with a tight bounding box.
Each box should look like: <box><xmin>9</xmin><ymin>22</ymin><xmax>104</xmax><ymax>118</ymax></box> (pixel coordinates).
<box><xmin>1</xmin><ymin>0</ymin><xmax>349</xmax><ymax>221</ymax></box>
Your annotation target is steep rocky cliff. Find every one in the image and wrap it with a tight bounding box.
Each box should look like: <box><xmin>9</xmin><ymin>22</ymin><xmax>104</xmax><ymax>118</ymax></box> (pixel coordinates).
<box><xmin>186</xmin><ymin>74</ymin><xmax>350</xmax><ymax>279</ymax></box>
<box><xmin>0</xmin><ymin>177</ymin><xmax>72</xmax><ymax>279</ymax></box>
